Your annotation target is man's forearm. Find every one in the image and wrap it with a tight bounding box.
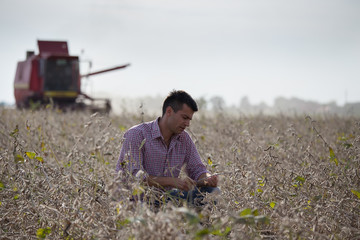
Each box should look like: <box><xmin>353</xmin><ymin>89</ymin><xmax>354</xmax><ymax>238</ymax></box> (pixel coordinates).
<box><xmin>146</xmin><ymin>175</ymin><xmax>176</xmax><ymax>188</ymax></box>
<box><xmin>146</xmin><ymin>175</ymin><xmax>197</xmax><ymax>191</ymax></box>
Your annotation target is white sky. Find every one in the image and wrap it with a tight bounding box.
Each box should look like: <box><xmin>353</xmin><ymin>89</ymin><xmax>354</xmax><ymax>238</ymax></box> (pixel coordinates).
<box><xmin>1</xmin><ymin>0</ymin><xmax>359</xmax><ymax>107</ymax></box>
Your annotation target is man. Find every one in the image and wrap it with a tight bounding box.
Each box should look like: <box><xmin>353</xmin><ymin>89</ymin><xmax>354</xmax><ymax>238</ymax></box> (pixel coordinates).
<box><xmin>116</xmin><ymin>90</ymin><xmax>219</xmax><ymax>206</ymax></box>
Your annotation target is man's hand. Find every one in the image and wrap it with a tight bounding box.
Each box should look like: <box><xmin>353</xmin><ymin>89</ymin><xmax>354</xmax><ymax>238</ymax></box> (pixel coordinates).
<box><xmin>174</xmin><ymin>177</ymin><xmax>196</xmax><ymax>191</ymax></box>
<box><xmin>197</xmin><ymin>173</ymin><xmax>219</xmax><ymax>187</ymax></box>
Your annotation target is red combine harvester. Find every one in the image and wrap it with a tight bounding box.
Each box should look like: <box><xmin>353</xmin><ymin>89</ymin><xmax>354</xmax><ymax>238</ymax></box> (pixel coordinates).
<box><xmin>14</xmin><ymin>40</ymin><xmax>130</xmax><ymax>113</ymax></box>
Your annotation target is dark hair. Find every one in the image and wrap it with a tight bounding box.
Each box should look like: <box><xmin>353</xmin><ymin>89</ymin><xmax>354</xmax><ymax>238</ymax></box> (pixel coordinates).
<box><xmin>162</xmin><ymin>90</ymin><xmax>198</xmax><ymax>116</ymax></box>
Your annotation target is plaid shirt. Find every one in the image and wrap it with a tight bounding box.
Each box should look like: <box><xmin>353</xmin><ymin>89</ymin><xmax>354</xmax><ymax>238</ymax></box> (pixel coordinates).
<box><xmin>116</xmin><ymin>118</ymin><xmax>208</xmax><ymax>182</ymax></box>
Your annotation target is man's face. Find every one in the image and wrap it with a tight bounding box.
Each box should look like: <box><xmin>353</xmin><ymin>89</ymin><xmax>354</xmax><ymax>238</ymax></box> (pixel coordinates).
<box><xmin>167</xmin><ymin>104</ymin><xmax>194</xmax><ymax>135</ymax></box>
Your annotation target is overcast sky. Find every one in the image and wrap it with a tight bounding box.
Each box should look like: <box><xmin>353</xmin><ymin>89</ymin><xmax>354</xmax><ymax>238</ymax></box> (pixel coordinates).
<box><xmin>1</xmin><ymin>0</ymin><xmax>359</xmax><ymax>107</ymax></box>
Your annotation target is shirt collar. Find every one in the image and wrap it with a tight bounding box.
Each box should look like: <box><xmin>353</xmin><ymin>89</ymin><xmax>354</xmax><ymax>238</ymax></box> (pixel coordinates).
<box><xmin>150</xmin><ymin>117</ymin><xmax>162</xmax><ymax>140</ymax></box>
<box><xmin>151</xmin><ymin>117</ymin><xmax>182</xmax><ymax>141</ymax></box>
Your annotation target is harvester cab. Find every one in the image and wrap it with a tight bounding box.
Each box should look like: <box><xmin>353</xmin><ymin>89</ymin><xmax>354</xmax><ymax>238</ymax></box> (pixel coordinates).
<box><xmin>14</xmin><ymin>40</ymin><xmax>129</xmax><ymax>113</ymax></box>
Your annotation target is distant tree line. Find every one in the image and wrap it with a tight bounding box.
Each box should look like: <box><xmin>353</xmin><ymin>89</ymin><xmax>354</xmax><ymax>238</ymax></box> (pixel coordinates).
<box><xmin>199</xmin><ymin>95</ymin><xmax>360</xmax><ymax>117</ymax></box>
<box><xmin>91</xmin><ymin>95</ymin><xmax>360</xmax><ymax>117</ymax></box>
<box><xmin>237</xmin><ymin>96</ymin><xmax>360</xmax><ymax>117</ymax></box>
